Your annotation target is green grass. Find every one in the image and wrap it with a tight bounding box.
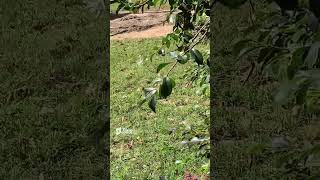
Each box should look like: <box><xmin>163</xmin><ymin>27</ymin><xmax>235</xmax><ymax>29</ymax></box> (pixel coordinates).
<box><xmin>1</xmin><ymin>1</ymin><xmax>106</xmax><ymax>179</ymax></box>
<box><xmin>111</xmin><ymin>3</ymin><xmax>119</xmax><ymax>13</ymax></box>
<box><xmin>110</xmin><ymin>39</ymin><xmax>209</xmax><ymax>179</ymax></box>
<box><xmin>110</xmin><ymin>2</ymin><xmax>170</xmax><ymax>14</ymax></box>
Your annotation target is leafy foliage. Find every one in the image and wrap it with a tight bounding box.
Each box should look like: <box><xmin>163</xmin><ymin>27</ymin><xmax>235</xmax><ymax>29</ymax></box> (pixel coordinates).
<box><xmin>113</xmin><ymin>0</ymin><xmax>320</xmax><ymax>177</ymax></box>
<box><xmin>231</xmin><ymin>1</ymin><xmax>320</xmax><ymax>178</ymax></box>
<box><xmin>233</xmin><ymin>3</ymin><xmax>320</xmax><ymax>111</ymax></box>
<box><xmin>112</xmin><ymin>0</ymin><xmax>212</xmax><ymax>112</ymax></box>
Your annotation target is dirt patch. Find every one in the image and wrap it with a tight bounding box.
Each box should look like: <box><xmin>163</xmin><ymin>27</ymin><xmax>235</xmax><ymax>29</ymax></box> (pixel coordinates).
<box><xmin>111</xmin><ymin>25</ymin><xmax>173</xmax><ymax>40</ymax></box>
<box><xmin>111</xmin><ymin>10</ymin><xmax>173</xmax><ymax>40</ymax></box>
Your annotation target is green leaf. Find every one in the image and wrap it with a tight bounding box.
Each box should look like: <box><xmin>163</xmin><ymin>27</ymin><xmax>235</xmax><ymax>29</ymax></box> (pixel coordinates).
<box><xmin>153</xmin><ymin>0</ymin><xmax>160</xmax><ymax>6</ymax></box>
<box><xmin>307</xmin><ymin>12</ymin><xmax>319</xmax><ymax>33</ymax></box>
<box><xmin>157</xmin><ymin>62</ymin><xmax>172</xmax><ymax>73</ymax></box>
<box><xmin>138</xmin><ymin>88</ymin><xmax>157</xmax><ymax>107</ymax></box>
<box><xmin>159</xmin><ymin>77</ymin><xmax>174</xmax><ymax>99</ymax></box>
<box><xmin>306</xmin><ymin>92</ymin><xmax>320</xmax><ymax>112</ymax></box>
<box><xmin>237</xmin><ymin>46</ymin><xmax>261</xmax><ymax>60</ymax></box>
<box><xmin>116</xmin><ymin>3</ymin><xmax>125</xmax><ymax>14</ymax></box>
<box><xmin>169</xmin><ymin>0</ymin><xmax>175</xmax><ymax>7</ymax></box>
<box><xmin>258</xmin><ymin>29</ymin><xmax>271</xmax><ymax>42</ymax></box>
<box><xmin>170</xmin><ymin>33</ymin><xmax>179</xmax><ymax>41</ymax></box>
<box><xmin>257</xmin><ymin>47</ymin><xmax>279</xmax><ymax>68</ymax></box>
<box><xmin>232</xmin><ymin>39</ymin><xmax>254</xmax><ymax>56</ymax></box>
<box><xmin>169</xmin><ymin>51</ymin><xmax>178</xmax><ymax>59</ymax></box>
<box><xmin>159</xmin><ymin>0</ymin><xmax>167</xmax><ymax>6</ymax></box>
<box><xmin>295</xmin><ymin>80</ymin><xmax>311</xmax><ymax>105</ymax></box>
<box><xmin>287</xmin><ymin>47</ymin><xmax>307</xmax><ymax>80</ymax></box>
<box><xmin>143</xmin><ymin>88</ymin><xmax>157</xmax><ymax>98</ymax></box>
<box><xmin>151</xmin><ymin>78</ymin><xmax>163</xmax><ymax>85</ymax></box>
<box><xmin>162</xmin><ymin>37</ymin><xmax>171</xmax><ymax>48</ymax></box>
<box><xmin>305</xmin><ymin>42</ymin><xmax>320</xmax><ymax>68</ymax></box>
<box><xmin>291</xmin><ymin>29</ymin><xmax>306</xmax><ymax>43</ymax></box>
<box><xmin>177</xmin><ymin>54</ymin><xmax>188</xmax><ymax>64</ymax></box>
<box><xmin>148</xmin><ymin>96</ymin><xmax>157</xmax><ymax>113</ymax></box>
<box><xmin>261</xmin><ymin>51</ymin><xmax>289</xmax><ymax>77</ymax></box>
<box><xmin>296</xmin><ymin>70</ymin><xmax>320</xmax><ymax>80</ymax></box>
<box><xmin>190</xmin><ymin>49</ymin><xmax>204</xmax><ymax>65</ymax></box>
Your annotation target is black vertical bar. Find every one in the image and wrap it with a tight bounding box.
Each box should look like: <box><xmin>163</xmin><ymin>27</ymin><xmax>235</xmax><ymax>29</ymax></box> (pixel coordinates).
<box><xmin>105</xmin><ymin>0</ymin><xmax>110</xmax><ymax>179</ymax></box>
<box><xmin>210</xmin><ymin>1</ymin><xmax>217</xmax><ymax>179</ymax></box>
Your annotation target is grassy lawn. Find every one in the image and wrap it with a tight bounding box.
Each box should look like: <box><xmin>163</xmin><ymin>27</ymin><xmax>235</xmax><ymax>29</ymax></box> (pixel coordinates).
<box><xmin>1</xmin><ymin>1</ymin><xmax>106</xmax><ymax>179</ymax></box>
<box><xmin>110</xmin><ymin>2</ymin><xmax>170</xmax><ymax>13</ymax></box>
<box><xmin>110</xmin><ymin>39</ymin><xmax>209</xmax><ymax>179</ymax></box>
